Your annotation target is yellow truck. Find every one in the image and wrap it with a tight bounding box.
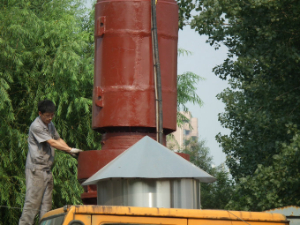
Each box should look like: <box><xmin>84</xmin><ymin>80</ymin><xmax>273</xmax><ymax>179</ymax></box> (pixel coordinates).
<box><xmin>40</xmin><ymin>205</ymin><xmax>288</xmax><ymax>225</ymax></box>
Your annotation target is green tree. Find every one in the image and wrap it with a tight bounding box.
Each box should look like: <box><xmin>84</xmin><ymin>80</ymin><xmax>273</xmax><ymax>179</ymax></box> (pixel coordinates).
<box><xmin>167</xmin><ymin>49</ymin><xmax>204</xmax><ymax>148</ymax></box>
<box><xmin>226</xmin><ymin>125</ymin><xmax>300</xmax><ymax>211</ymax></box>
<box><xmin>181</xmin><ymin>137</ymin><xmax>234</xmax><ymax>209</ymax></box>
<box><xmin>0</xmin><ymin>0</ymin><xmax>100</xmax><ymax>223</ymax></box>
<box><xmin>0</xmin><ymin>2</ymin><xmax>206</xmax><ymax>224</ymax></box>
<box><xmin>177</xmin><ymin>49</ymin><xmax>204</xmax><ymax>127</ymax></box>
<box><xmin>187</xmin><ymin>0</ymin><xmax>300</xmax><ymax>210</ymax></box>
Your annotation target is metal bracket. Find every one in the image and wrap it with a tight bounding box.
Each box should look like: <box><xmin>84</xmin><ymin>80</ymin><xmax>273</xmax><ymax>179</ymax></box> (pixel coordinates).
<box><xmin>96</xmin><ymin>16</ymin><xmax>106</xmax><ymax>37</ymax></box>
<box><xmin>94</xmin><ymin>86</ymin><xmax>104</xmax><ymax>107</ymax></box>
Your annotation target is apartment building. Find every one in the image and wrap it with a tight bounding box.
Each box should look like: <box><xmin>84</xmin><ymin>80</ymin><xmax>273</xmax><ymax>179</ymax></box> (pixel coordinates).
<box><xmin>167</xmin><ymin>111</ymin><xmax>198</xmax><ymax>150</ymax></box>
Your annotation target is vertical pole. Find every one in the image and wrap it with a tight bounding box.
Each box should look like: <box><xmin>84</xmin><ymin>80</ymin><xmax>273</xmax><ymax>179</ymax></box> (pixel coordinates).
<box><xmin>151</xmin><ymin>0</ymin><xmax>163</xmax><ymax>144</ymax></box>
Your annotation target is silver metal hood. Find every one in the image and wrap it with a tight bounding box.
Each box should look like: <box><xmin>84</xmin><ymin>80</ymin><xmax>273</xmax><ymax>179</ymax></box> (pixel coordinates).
<box><xmin>83</xmin><ymin>136</ymin><xmax>216</xmax><ymax>185</ymax></box>
<box><xmin>82</xmin><ymin>136</ymin><xmax>216</xmax><ymax>209</ymax></box>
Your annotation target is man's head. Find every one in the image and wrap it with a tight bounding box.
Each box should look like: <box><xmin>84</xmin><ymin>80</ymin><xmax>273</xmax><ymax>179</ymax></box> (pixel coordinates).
<box><xmin>38</xmin><ymin>100</ymin><xmax>56</xmax><ymax>125</ymax></box>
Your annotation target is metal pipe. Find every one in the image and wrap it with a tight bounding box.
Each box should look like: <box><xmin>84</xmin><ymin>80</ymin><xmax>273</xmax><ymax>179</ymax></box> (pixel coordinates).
<box><xmin>151</xmin><ymin>0</ymin><xmax>163</xmax><ymax>144</ymax></box>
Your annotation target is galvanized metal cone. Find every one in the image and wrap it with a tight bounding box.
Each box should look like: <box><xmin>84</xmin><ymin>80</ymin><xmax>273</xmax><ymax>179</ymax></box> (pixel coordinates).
<box><xmin>83</xmin><ymin>136</ymin><xmax>216</xmax><ymax>185</ymax></box>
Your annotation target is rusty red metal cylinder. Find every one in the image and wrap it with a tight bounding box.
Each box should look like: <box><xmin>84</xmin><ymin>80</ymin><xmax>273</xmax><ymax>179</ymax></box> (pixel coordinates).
<box><xmin>78</xmin><ymin>0</ymin><xmax>181</xmax><ymax>204</ymax></box>
<box><xmin>92</xmin><ymin>0</ymin><xmax>178</xmax><ymax>134</ymax></box>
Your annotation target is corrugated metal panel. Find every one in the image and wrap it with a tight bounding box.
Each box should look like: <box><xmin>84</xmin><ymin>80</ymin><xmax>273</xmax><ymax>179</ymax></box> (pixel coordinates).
<box><xmin>83</xmin><ymin>136</ymin><xmax>216</xmax><ymax>185</ymax></box>
<box><xmin>265</xmin><ymin>206</ymin><xmax>300</xmax><ymax>225</ymax></box>
<box><xmin>265</xmin><ymin>206</ymin><xmax>300</xmax><ymax>216</ymax></box>
<box><xmin>96</xmin><ymin>178</ymin><xmax>201</xmax><ymax>209</ymax></box>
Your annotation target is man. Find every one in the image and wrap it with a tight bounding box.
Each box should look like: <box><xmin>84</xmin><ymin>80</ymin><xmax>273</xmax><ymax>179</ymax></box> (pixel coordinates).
<box><xmin>19</xmin><ymin>100</ymin><xmax>83</xmax><ymax>225</ymax></box>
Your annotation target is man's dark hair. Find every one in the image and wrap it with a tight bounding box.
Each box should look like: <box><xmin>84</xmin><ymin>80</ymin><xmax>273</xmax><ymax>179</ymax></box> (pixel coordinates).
<box><xmin>38</xmin><ymin>100</ymin><xmax>56</xmax><ymax>113</ymax></box>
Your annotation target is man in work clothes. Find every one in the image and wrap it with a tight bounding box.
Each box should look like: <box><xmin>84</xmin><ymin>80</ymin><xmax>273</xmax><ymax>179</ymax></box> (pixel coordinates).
<box><xmin>19</xmin><ymin>100</ymin><xmax>83</xmax><ymax>225</ymax></box>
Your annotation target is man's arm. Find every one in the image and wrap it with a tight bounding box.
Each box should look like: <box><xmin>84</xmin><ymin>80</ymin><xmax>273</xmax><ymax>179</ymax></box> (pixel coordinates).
<box><xmin>47</xmin><ymin>138</ymin><xmax>72</xmax><ymax>152</ymax></box>
<box><xmin>47</xmin><ymin>138</ymin><xmax>83</xmax><ymax>155</ymax></box>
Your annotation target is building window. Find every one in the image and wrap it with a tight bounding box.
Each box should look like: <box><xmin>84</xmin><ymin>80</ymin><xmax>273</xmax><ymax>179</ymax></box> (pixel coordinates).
<box><xmin>184</xmin><ymin>129</ymin><xmax>190</xmax><ymax>136</ymax></box>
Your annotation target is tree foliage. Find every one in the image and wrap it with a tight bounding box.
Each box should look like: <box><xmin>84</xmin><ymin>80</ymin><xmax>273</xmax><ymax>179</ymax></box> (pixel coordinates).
<box><xmin>167</xmin><ymin>49</ymin><xmax>204</xmax><ymax>148</ymax></box>
<box><xmin>0</xmin><ymin>1</ymin><xmax>205</xmax><ymax>224</ymax></box>
<box><xmin>226</xmin><ymin>125</ymin><xmax>300</xmax><ymax>211</ymax></box>
<box><xmin>0</xmin><ymin>0</ymin><xmax>100</xmax><ymax>223</ymax></box>
<box><xmin>177</xmin><ymin>49</ymin><xmax>204</xmax><ymax>127</ymax></box>
<box><xmin>181</xmin><ymin>138</ymin><xmax>233</xmax><ymax>209</ymax></box>
<box><xmin>186</xmin><ymin>0</ymin><xmax>300</xmax><ymax>210</ymax></box>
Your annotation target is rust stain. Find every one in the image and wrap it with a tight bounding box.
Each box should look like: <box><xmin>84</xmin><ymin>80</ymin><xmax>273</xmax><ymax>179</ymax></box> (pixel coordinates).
<box><xmin>265</xmin><ymin>205</ymin><xmax>300</xmax><ymax>217</ymax></box>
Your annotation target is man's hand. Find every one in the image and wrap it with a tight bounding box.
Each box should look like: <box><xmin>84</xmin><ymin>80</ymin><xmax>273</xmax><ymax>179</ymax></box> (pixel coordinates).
<box><xmin>70</xmin><ymin>148</ymin><xmax>83</xmax><ymax>154</ymax></box>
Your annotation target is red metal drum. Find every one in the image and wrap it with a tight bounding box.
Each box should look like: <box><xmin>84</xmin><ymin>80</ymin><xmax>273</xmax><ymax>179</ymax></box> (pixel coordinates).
<box><xmin>79</xmin><ymin>0</ymin><xmax>180</xmax><ymax>204</ymax></box>
<box><xmin>92</xmin><ymin>0</ymin><xmax>178</xmax><ymax>134</ymax></box>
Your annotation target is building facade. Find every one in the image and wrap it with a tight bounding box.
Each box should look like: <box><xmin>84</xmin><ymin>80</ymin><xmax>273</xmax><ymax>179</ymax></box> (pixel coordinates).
<box><xmin>167</xmin><ymin>112</ymin><xmax>198</xmax><ymax>151</ymax></box>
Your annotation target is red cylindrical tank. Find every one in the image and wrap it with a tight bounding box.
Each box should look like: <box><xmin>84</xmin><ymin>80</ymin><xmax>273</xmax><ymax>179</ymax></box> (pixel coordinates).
<box><xmin>92</xmin><ymin>0</ymin><xmax>178</xmax><ymax>134</ymax></box>
<box><xmin>78</xmin><ymin>0</ymin><xmax>181</xmax><ymax>204</ymax></box>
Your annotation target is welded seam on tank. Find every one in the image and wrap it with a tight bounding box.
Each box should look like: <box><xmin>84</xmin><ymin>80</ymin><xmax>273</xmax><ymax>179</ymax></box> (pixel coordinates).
<box><xmin>98</xmin><ymin>0</ymin><xmax>176</xmax><ymax>4</ymax></box>
<box><xmin>104</xmin><ymin>30</ymin><xmax>177</xmax><ymax>39</ymax></box>
<box><xmin>102</xmin><ymin>86</ymin><xmax>176</xmax><ymax>92</ymax></box>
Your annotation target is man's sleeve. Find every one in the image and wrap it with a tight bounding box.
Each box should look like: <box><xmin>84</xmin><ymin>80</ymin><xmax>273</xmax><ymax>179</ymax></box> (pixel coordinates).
<box><xmin>31</xmin><ymin>125</ymin><xmax>52</xmax><ymax>143</ymax></box>
<box><xmin>53</xmin><ymin>126</ymin><xmax>60</xmax><ymax>140</ymax></box>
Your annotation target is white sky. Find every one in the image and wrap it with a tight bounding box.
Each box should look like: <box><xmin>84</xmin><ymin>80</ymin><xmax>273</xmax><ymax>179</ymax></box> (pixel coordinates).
<box><xmin>85</xmin><ymin>0</ymin><xmax>230</xmax><ymax>166</ymax></box>
<box><xmin>177</xmin><ymin>26</ymin><xmax>230</xmax><ymax>166</ymax></box>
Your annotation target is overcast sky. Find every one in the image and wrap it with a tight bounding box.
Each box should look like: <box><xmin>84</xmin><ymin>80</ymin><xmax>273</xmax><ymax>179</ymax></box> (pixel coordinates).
<box><xmin>177</xmin><ymin>26</ymin><xmax>230</xmax><ymax>166</ymax></box>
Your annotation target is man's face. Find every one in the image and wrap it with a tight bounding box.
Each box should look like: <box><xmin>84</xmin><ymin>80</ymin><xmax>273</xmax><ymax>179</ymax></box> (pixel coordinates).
<box><xmin>39</xmin><ymin>111</ymin><xmax>55</xmax><ymax>125</ymax></box>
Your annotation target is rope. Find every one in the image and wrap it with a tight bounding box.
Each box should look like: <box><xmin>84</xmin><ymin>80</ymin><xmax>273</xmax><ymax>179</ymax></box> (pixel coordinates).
<box><xmin>227</xmin><ymin>210</ymin><xmax>252</xmax><ymax>225</ymax></box>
